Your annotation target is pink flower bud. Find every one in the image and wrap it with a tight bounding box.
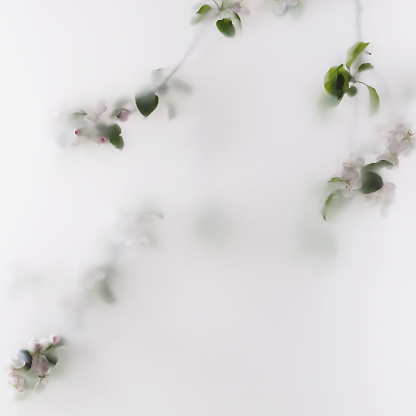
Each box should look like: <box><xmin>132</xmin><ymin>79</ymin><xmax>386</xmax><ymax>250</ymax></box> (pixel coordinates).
<box><xmin>74</xmin><ymin>129</ymin><xmax>82</xmax><ymax>136</ymax></box>
<box><xmin>98</xmin><ymin>136</ymin><xmax>107</xmax><ymax>144</ymax></box>
<box><xmin>50</xmin><ymin>334</ymin><xmax>60</xmax><ymax>345</ymax></box>
<box><xmin>117</xmin><ymin>109</ymin><xmax>129</xmax><ymax>122</ymax></box>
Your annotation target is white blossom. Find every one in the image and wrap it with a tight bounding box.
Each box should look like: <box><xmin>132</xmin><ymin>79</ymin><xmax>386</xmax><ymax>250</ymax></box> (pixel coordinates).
<box><xmin>377</xmin><ymin>137</ymin><xmax>410</xmax><ymax>166</ymax></box>
<box><xmin>273</xmin><ymin>0</ymin><xmax>298</xmax><ymax>15</ymax></box>
<box><xmin>338</xmin><ymin>165</ymin><xmax>362</xmax><ymax>197</ymax></box>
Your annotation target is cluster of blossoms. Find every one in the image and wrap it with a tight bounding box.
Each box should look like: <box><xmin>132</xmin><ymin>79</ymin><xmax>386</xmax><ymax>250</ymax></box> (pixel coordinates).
<box><xmin>69</xmin><ymin>101</ymin><xmax>131</xmax><ymax>150</ymax></box>
<box><xmin>7</xmin><ymin>335</ymin><xmax>62</xmax><ymax>397</ymax></box>
<box><xmin>322</xmin><ymin>122</ymin><xmax>414</xmax><ymax>219</ymax></box>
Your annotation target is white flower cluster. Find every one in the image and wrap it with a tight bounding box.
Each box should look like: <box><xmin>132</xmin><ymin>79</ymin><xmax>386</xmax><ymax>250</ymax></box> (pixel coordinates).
<box><xmin>68</xmin><ymin>101</ymin><xmax>130</xmax><ymax>146</ymax></box>
<box><xmin>327</xmin><ymin>121</ymin><xmax>414</xmax><ymax>216</ymax></box>
<box><xmin>377</xmin><ymin>122</ymin><xmax>413</xmax><ymax>166</ymax></box>
<box><xmin>7</xmin><ymin>334</ymin><xmax>62</xmax><ymax>397</ymax></box>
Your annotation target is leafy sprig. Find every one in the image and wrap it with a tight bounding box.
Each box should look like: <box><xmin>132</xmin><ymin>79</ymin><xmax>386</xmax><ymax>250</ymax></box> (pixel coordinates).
<box><xmin>324</xmin><ymin>42</ymin><xmax>379</xmax><ymax>113</ymax></box>
<box><xmin>192</xmin><ymin>1</ymin><xmax>247</xmax><ymax>38</ymax></box>
<box><xmin>322</xmin><ymin>125</ymin><xmax>414</xmax><ymax>220</ymax></box>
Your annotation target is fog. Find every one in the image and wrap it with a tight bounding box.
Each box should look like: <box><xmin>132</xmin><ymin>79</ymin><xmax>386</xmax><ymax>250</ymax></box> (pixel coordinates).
<box><xmin>1</xmin><ymin>0</ymin><xmax>416</xmax><ymax>414</ymax></box>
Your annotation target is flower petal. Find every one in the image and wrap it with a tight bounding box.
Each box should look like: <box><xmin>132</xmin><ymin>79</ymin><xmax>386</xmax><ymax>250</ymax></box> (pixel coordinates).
<box><xmin>341</xmin><ymin>187</ymin><xmax>354</xmax><ymax>198</ymax></box>
<box><xmin>397</xmin><ymin>139</ymin><xmax>410</xmax><ymax>154</ymax></box>
<box><xmin>350</xmin><ymin>179</ymin><xmax>362</xmax><ymax>190</ymax></box>
<box><xmin>34</xmin><ymin>379</ymin><xmax>47</xmax><ymax>394</ymax></box>
<box><xmin>50</xmin><ymin>334</ymin><xmax>60</xmax><ymax>345</ymax></box>
<box><xmin>9</xmin><ymin>358</ymin><xmax>25</xmax><ymax>369</ymax></box>
<box><xmin>28</xmin><ymin>338</ymin><xmax>40</xmax><ymax>351</ymax></box>
<box><xmin>32</xmin><ymin>355</ymin><xmax>51</xmax><ymax>375</ymax></box>
<box><xmin>117</xmin><ymin>109</ymin><xmax>129</xmax><ymax>122</ymax></box>
<box><xmin>96</xmin><ymin>102</ymin><xmax>107</xmax><ymax>115</ymax></box>
<box><xmin>387</xmin><ymin>137</ymin><xmax>400</xmax><ymax>153</ymax></box>
<box><xmin>339</xmin><ymin>166</ymin><xmax>359</xmax><ymax>180</ymax></box>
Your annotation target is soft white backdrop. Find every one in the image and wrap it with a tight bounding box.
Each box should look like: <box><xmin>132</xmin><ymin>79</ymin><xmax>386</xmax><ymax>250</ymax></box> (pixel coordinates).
<box><xmin>1</xmin><ymin>0</ymin><xmax>416</xmax><ymax>414</ymax></box>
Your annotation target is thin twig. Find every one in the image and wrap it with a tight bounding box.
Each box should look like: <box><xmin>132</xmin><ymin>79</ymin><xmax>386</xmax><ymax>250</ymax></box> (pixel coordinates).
<box><xmin>155</xmin><ymin>29</ymin><xmax>204</xmax><ymax>93</ymax></box>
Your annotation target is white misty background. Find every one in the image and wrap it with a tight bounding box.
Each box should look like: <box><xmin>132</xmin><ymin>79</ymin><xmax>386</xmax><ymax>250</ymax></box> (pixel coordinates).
<box><xmin>0</xmin><ymin>0</ymin><xmax>416</xmax><ymax>415</ymax></box>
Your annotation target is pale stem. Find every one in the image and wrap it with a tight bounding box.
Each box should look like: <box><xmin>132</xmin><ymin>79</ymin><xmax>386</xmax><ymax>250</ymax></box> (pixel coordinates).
<box><xmin>155</xmin><ymin>29</ymin><xmax>204</xmax><ymax>93</ymax></box>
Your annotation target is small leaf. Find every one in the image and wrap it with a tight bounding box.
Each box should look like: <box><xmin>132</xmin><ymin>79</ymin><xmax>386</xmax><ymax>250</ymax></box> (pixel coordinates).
<box><xmin>346</xmin><ymin>41</ymin><xmax>370</xmax><ymax>70</ymax></box>
<box><xmin>367</xmin><ymin>85</ymin><xmax>380</xmax><ymax>114</ymax></box>
<box><xmin>109</xmin><ymin>134</ymin><xmax>124</xmax><ymax>150</ymax></box>
<box><xmin>135</xmin><ymin>91</ymin><xmax>159</xmax><ymax>117</ymax></box>
<box><xmin>322</xmin><ymin>190</ymin><xmax>342</xmax><ymax>220</ymax></box>
<box><xmin>196</xmin><ymin>4</ymin><xmax>212</xmax><ymax>14</ymax></box>
<box><xmin>216</xmin><ymin>18</ymin><xmax>235</xmax><ymax>38</ymax></box>
<box><xmin>360</xmin><ymin>171</ymin><xmax>383</xmax><ymax>194</ymax></box>
<box><xmin>96</xmin><ymin>123</ymin><xmax>124</xmax><ymax>150</ymax></box>
<box><xmin>347</xmin><ymin>86</ymin><xmax>358</xmax><ymax>97</ymax></box>
<box><xmin>357</xmin><ymin>63</ymin><xmax>374</xmax><ymax>73</ymax></box>
<box><xmin>328</xmin><ymin>177</ymin><xmax>344</xmax><ymax>183</ymax></box>
<box><xmin>324</xmin><ymin>65</ymin><xmax>351</xmax><ymax>100</ymax></box>
<box><xmin>362</xmin><ymin>160</ymin><xmax>393</xmax><ymax>173</ymax></box>
<box><xmin>233</xmin><ymin>13</ymin><xmax>242</xmax><ymax>30</ymax></box>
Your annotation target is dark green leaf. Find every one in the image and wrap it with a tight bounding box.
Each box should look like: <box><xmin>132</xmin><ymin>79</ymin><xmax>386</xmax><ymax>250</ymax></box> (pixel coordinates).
<box><xmin>328</xmin><ymin>177</ymin><xmax>344</xmax><ymax>183</ymax></box>
<box><xmin>360</xmin><ymin>171</ymin><xmax>383</xmax><ymax>194</ymax></box>
<box><xmin>361</xmin><ymin>160</ymin><xmax>393</xmax><ymax>173</ymax></box>
<box><xmin>324</xmin><ymin>65</ymin><xmax>351</xmax><ymax>100</ymax></box>
<box><xmin>367</xmin><ymin>85</ymin><xmax>380</xmax><ymax>114</ymax></box>
<box><xmin>216</xmin><ymin>18</ymin><xmax>235</xmax><ymax>38</ymax></box>
<box><xmin>322</xmin><ymin>190</ymin><xmax>342</xmax><ymax>221</ymax></box>
<box><xmin>346</xmin><ymin>42</ymin><xmax>369</xmax><ymax>69</ymax></box>
<box><xmin>347</xmin><ymin>86</ymin><xmax>358</xmax><ymax>97</ymax></box>
<box><xmin>197</xmin><ymin>4</ymin><xmax>212</xmax><ymax>14</ymax></box>
<box><xmin>135</xmin><ymin>91</ymin><xmax>159</xmax><ymax>117</ymax></box>
<box><xmin>96</xmin><ymin>123</ymin><xmax>124</xmax><ymax>150</ymax></box>
<box><xmin>18</xmin><ymin>349</ymin><xmax>32</xmax><ymax>371</ymax></box>
<box><xmin>357</xmin><ymin>63</ymin><xmax>374</xmax><ymax>73</ymax></box>
<box><xmin>109</xmin><ymin>134</ymin><xmax>124</xmax><ymax>150</ymax></box>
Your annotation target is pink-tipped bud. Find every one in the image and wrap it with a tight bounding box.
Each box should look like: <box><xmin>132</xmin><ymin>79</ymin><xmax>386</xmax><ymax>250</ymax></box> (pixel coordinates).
<box><xmin>117</xmin><ymin>109</ymin><xmax>129</xmax><ymax>122</ymax></box>
<box><xmin>74</xmin><ymin>129</ymin><xmax>82</xmax><ymax>136</ymax></box>
<box><xmin>50</xmin><ymin>334</ymin><xmax>60</xmax><ymax>345</ymax></box>
<box><xmin>98</xmin><ymin>136</ymin><xmax>107</xmax><ymax>144</ymax></box>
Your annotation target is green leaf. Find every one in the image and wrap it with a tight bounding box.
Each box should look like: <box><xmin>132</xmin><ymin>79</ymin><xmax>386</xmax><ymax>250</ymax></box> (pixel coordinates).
<box><xmin>18</xmin><ymin>349</ymin><xmax>32</xmax><ymax>371</ymax></box>
<box><xmin>360</xmin><ymin>171</ymin><xmax>383</xmax><ymax>194</ymax></box>
<box><xmin>96</xmin><ymin>123</ymin><xmax>124</xmax><ymax>150</ymax></box>
<box><xmin>216</xmin><ymin>18</ymin><xmax>235</xmax><ymax>38</ymax></box>
<box><xmin>322</xmin><ymin>190</ymin><xmax>342</xmax><ymax>221</ymax></box>
<box><xmin>357</xmin><ymin>63</ymin><xmax>374</xmax><ymax>73</ymax></box>
<box><xmin>367</xmin><ymin>85</ymin><xmax>380</xmax><ymax>114</ymax></box>
<box><xmin>233</xmin><ymin>13</ymin><xmax>242</xmax><ymax>30</ymax></box>
<box><xmin>361</xmin><ymin>160</ymin><xmax>393</xmax><ymax>173</ymax></box>
<box><xmin>346</xmin><ymin>42</ymin><xmax>369</xmax><ymax>70</ymax></box>
<box><xmin>328</xmin><ymin>177</ymin><xmax>344</xmax><ymax>183</ymax></box>
<box><xmin>44</xmin><ymin>354</ymin><xmax>58</xmax><ymax>366</ymax></box>
<box><xmin>324</xmin><ymin>65</ymin><xmax>351</xmax><ymax>100</ymax></box>
<box><xmin>196</xmin><ymin>4</ymin><xmax>212</xmax><ymax>14</ymax></box>
<box><xmin>109</xmin><ymin>134</ymin><xmax>124</xmax><ymax>150</ymax></box>
<box><xmin>135</xmin><ymin>91</ymin><xmax>159</xmax><ymax>117</ymax></box>
<box><xmin>347</xmin><ymin>86</ymin><xmax>358</xmax><ymax>97</ymax></box>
